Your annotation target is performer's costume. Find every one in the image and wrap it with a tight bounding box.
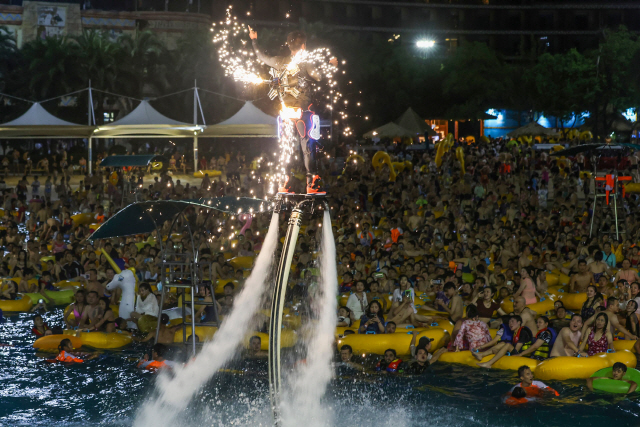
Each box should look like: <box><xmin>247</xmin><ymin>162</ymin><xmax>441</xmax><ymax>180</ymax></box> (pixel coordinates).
<box><xmin>252</xmin><ymin>39</ymin><xmax>324</xmax><ymax>194</ymax></box>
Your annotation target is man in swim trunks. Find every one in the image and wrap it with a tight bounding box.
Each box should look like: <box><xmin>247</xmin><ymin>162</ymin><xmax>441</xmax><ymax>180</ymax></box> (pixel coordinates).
<box><xmin>511</xmin><ymin>296</ymin><xmax>538</xmax><ymax>336</ymax></box>
<box><xmin>510</xmin><ymin>365</ymin><xmax>559</xmax><ymax>396</ymax></box>
<box><xmin>587</xmin><ymin>362</ymin><xmax>637</xmax><ymax>394</ymax></box>
<box><xmin>550</xmin><ymin>314</ymin><xmax>587</xmax><ymax>357</ymax></box>
<box><xmin>570</xmin><ymin>260</ymin><xmax>594</xmax><ymax>293</ymax></box>
<box><xmin>435</xmin><ymin>282</ymin><xmax>463</xmax><ymax>323</ymax></box>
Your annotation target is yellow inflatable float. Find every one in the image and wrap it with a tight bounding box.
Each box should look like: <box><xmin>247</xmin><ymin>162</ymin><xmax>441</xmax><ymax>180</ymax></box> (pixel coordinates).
<box><xmin>33</xmin><ymin>334</ymin><xmax>83</xmax><ymax>350</ymax></box>
<box><xmin>227</xmin><ymin>256</ymin><xmax>254</xmax><ymax>270</ymax></box>
<box><xmin>536</xmin><ymin>351</ymin><xmax>636</xmax><ymax>381</ymax></box>
<box><xmin>439</xmin><ymin>350</ymin><xmax>539</xmax><ymax>372</ymax></box>
<box><xmin>72</xmin><ymin>330</ymin><xmax>132</xmax><ymax>349</ymax></box>
<box><xmin>0</xmin><ymin>294</ymin><xmax>33</xmax><ymax>312</ymax></box>
<box><xmin>372</xmin><ymin>151</ymin><xmax>397</xmax><ymax>181</ymax></box>
<box><xmin>500</xmin><ymin>297</ymin><xmax>555</xmax><ymax>315</ymax></box>
<box><xmin>336</xmin><ymin>328</ymin><xmax>449</xmax><ymax>356</ymax></box>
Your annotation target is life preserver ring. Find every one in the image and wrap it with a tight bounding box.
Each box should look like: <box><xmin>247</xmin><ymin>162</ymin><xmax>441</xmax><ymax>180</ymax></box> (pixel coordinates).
<box><xmin>591</xmin><ymin>366</ymin><xmax>640</xmax><ymax>393</ymax></box>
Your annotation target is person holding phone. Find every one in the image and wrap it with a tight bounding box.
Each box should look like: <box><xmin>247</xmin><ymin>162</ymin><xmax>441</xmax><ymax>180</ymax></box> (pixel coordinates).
<box><xmin>358</xmin><ymin>301</ymin><xmax>385</xmax><ymax>334</ymax></box>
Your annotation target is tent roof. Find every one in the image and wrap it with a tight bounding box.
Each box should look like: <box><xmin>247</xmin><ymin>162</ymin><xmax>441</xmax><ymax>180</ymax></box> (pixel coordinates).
<box><xmin>99</xmin><ymin>155</ymin><xmax>167</xmax><ymax>167</ymax></box>
<box><xmin>363</xmin><ymin>122</ymin><xmax>417</xmax><ymax>139</ymax></box>
<box><xmin>507</xmin><ymin>121</ymin><xmax>559</xmax><ymax>138</ymax></box>
<box><xmin>91</xmin><ymin>197</ymin><xmax>270</xmax><ymax>240</ymax></box>
<box><xmin>91</xmin><ymin>100</ymin><xmax>203</xmax><ymax>138</ymax></box>
<box><xmin>1</xmin><ymin>103</ymin><xmax>79</xmax><ymax>126</ymax></box>
<box><xmin>201</xmin><ymin>101</ymin><xmax>277</xmax><ymax>138</ymax></box>
<box><xmin>396</xmin><ymin>108</ymin><xmax>437</xmax><ymax>137</ymax></box>
<box><xmin>0</xmin><ymin>103</ymin><xmax>94</xmax><ymax>139</ymax></box>
<box><xmin>108</xmin><ymin>100</ymin><xmax>187</xmax><ymax>126</ymax></box>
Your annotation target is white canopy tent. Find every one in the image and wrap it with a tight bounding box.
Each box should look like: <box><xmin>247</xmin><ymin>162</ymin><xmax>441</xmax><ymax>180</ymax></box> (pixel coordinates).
<box><xmin>91</xmin><ymin>100</ymin><xmax>204</xmax><ymax>173</ymax></box>
<box><xmin>0</xmin><ymin>103</ymin><xmax>94</xmax><ymax>138</ymax></box>
<box><xmin>202</xmin><ymin>101</ymin><xmax>277</xmax><ymax>138</ymax></box>
<box><xmin>396</xmin><ymin>107</ymin><xmax>437</xmax><ymax>137</ymax></box>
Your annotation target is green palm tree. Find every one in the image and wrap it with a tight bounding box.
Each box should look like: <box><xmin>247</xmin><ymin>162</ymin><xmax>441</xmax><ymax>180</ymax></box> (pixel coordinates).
<box><xmin>21</xmin><ymin>36</ymin><xmax>81</xmax><ymax>100</ymax></box>
<box><xmin>117</xmin><ymin>30</ymin><xmax>168</xmax><ymax>99</ymax></box>
<box><xmin>73</xmin><ymin>30</ymin><xmax>121</xmax><ymax>124</ymax></box>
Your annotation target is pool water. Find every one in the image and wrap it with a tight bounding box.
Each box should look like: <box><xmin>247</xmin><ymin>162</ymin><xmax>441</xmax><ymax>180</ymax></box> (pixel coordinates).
<box><xmin>2</xmin><ymin>309</ymin><xmax>640</xmax><ymax>426</ymax></box>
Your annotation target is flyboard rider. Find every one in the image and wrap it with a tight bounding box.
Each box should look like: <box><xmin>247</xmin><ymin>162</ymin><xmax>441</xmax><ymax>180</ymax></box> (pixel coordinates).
<box><xmin>249</xmin><ymin>27</ymin><xmax>337</xmax><ymax>195</ymax></box>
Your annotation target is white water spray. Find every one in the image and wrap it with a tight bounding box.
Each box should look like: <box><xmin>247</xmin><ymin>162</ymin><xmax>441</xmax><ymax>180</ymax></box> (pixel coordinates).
<box><xmin>281</xmin><ymin>210</ymin><xmax>338</xmax><ymax>427</ymax></box>
<box><xmin>134</xmin><ymin>212</ymin><xmax>280</xmax><ymax>427</ymax></box>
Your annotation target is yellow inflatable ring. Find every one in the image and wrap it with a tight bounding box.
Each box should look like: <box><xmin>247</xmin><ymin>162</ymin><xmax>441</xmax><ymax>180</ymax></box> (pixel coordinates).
<box><xmin>0</xmin><ymin>294</ymin><xmax>33</xmax><ymax>312</ymax></box>
<box><xmin>613</xmin><ymin>340</ymin><xmax>637</xmax><ymax>353</ymax></box>
<box><xmin>336</xmin><ymin>328</ymin><xmax>448</xmax><ymax>355</ymax></box>
<box><xmin>345</xmin><ymin>154</ymin><xmax>365</xmax><ymax>165</ymax></box>
<box><xmin>33</xmin><ymin>334</ymin><xmax>82</xmax><ymax>350</ymax></box>
<box><xmin>500</xmin><ymin>297</ymin><xmax>555</xmax><ymax>315</ymax></box>
<box><xmin>73</xmin><ymin>331</ymin><xmax>132</xmax><ymax>349</ymax></box>
<box><xmin>440</xmin><ymin>350</ymin><xmax>538</xmax><ymax>371</ymax></box>
<box><xmin>54</xmin><ymin>280</ymin><xmax>81</xmax><ymax>290</ymax></box>
<box><xmin>71</xmin><ymin>212</ymin><xmax>95</xmax><ymax>226</ymax></box>
<box><xmin>174</xmin><ymin>326</ymin><xmax>218</xmax><ymax>342</ymax></box>
<box><xmin>244</xmin><ymin>330</ymin><xmax>297</xmax><ymax>350</ymax></box>
<box><xmin>556</xmin><ymin>292</ymin><xmax>588</xmax><ymax>311</ymax></box>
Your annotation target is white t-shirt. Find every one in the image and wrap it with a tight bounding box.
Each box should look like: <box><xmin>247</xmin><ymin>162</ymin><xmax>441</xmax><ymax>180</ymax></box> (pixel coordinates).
<box><xmin>135</xmin><ymin>293</ymin><xmax>159</xmax><ymax>317</ymax></box>
<box><xmin>346</xmin><ymin>293</ymin><xmax>368</xmax><ymax>320</ymax></box>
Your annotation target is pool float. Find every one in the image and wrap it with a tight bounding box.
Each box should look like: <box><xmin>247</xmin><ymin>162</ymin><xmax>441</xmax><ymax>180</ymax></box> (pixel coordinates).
<box><xmin>65</xmin><ymin>304</ymin><xmax>119</xmax><ymax>324</ymax></box>
<box><xmin>336</xmin><ymin>328</ymin><xmax>448</xmax><ymax>356</ymax></box>
<box><xmin>439</xmin><ymin>351</ymin><xmax>538</xmax><ymax>372</ymax></box>
<box><xmin>536</xmin><ymin>351</ymin><xmax>636</xmax><ymax>381</ymax></box>
<box><xmin>33</xmin><ymin>334</ymin><xmax>82</xmax><ymax>350</ymax></box>
<box><xmin>555</xmin><ymin>292</ymin><xmax>588</xmax><ymax>311</ymax></box>
<box><xmin>462</xmin><ymin>272</ymin><xmax>475</xmax><ymax>283</ymax></box>
<box><xmin>227</xmin><ymin>256</ymin><xmax>254</xmax><ymax>270</ymax></box>
<box><xmin>73</xmin><ymin>330</ymin><xmax>132</xmax><ymax>349</ymax></box>
<box><xmin>25</xmin><ymin>289</ymin><xmax>76</xmax><ymax>306</ymax></box>
<box><xmin>0</xmin><ymin>294</ymin><xmax>33</xmax><ymax>312</ymax></box>
<box><xmin>245</xmin><ymin>330</ymin><xmax>297</xmax><ymax>350</ymax></box>
<box><xmin>71</xmin><ymin>212</ymin><xmax>96</xmax><ymax>226</ymax></box>
<box><xmin>53</xmin><ymin>280</ymin><xmax>81</xmax><ymax>290</ymax></box>
<box><xmin>137</xmin><ymin>315</ymin><xmax>158</xmax><ymax>334</ymax></box>
<box><xmin>590</xmin><ymin>367</ymin><xmax>640</xmax><ymax>393</ymax></box>
<box><xmin>371</xmin><ymin>151</ymin><xmax>397</xmax><ymax>181</ymax></box>
<box><xmin>613</xmin><ymin>340</ymin><xmax>637</xmax><ymax>353</ymax></box>
<box><xmin>174</xmin><ymin>326</ymin><xmax>218</xmax><ymax>342</ymax></box>
<box><xmin>193</xmin><ymin>170</ymin><xmax>222</xmax><ymax>178</ymax></box>
<box><xmin>500</xmin><ymin>297</ymin><xmax>555</xmax><ymax>315</ymax></box>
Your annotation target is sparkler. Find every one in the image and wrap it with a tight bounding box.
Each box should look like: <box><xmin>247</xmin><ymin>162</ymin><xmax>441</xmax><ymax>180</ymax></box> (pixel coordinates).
<box><xmin>212</xmin><ymin>7</ymin><xmax>363</xmax><ymax>191</ymax></box>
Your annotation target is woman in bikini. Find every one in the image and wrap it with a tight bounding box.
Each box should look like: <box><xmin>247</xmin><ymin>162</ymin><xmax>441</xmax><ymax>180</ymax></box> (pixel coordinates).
<box><xmin>580</xmin><ymin>312</ymin><xmax>614</xmax><ymax>356</ymax></box>
<box><xmin>64</xmin><ymin>290</ymin><xmax>87</xmax><ymax>328</ymax></box>
<box><xmin>87</xmin><ymin>297</ymin><xmax>116</xmax><ymax>333</ymax></box>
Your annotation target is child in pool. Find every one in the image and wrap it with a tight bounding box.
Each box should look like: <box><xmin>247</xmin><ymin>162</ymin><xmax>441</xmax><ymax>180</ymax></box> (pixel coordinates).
<box><xmin>54</xmin><ymin>338</ymin><xmax>97</xmax><ymax>363</ymax></box>
<box><xmin>587</xmin><ymin>362</ymin><xmax>637</xmax><ymax>394</ymax></box>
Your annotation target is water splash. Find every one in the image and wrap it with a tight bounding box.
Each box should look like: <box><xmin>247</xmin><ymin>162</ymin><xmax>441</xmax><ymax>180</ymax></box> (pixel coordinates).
<box><xmin>133</xmin><ymin>212</ymin><xmax>280</xmax><ymax>427</ymax></box>
<box><xmin>281</xmin><ymin>210</ymin><xmax>338</xmax><ymax>427</ymax></box>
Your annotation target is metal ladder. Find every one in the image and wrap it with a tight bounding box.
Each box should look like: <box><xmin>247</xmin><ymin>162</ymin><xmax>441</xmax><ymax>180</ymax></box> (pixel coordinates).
<box><xmin>156</xmin><ymin>253</ymin><xmax>220</xmax><ymax>356</ymax></box>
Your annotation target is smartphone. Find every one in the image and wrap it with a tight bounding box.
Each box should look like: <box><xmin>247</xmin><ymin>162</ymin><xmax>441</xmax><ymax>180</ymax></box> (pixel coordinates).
<box><xmin>404</xmin><ymin>290</ymin><xmax>411</xmax><ymax>298</ymax></box>
<box><xmin>431</xmin><ymin>279</ymin><xmax>441</xmax><ymax>285</ymax></box>
<box><xmin>38</xmin><ymin>299</ymin><xmax>44</xmax><ymax>304</ymax></box>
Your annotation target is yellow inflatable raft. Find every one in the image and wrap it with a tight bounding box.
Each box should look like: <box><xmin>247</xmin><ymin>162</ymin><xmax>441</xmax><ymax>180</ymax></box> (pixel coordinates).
<box><xmin>33</xmin><ymin>334</ymin><xmax>82</xmax><ymax>350</ymax></box>
<box><xmin>193</xmin><ymin>170</ymin><xmax>222</xmax><ymax>178</ymax></box>
<box><xmin>336</xmin><ymin>328</ymin><xmax>448</xmax><ymax>356</ymax></box>
<box><xmin>0</xmin><ymin>294</ymin><xmax>33</xmax><ymax>312</ymax></box>
<box><xmin>227</xmin><ymin>256</ymin><xmax>255</xmax><ymax>270</ymax></box>
<box><xmin>72</xmin><ymin>330</ymin><xmax>133</xmax><ymax>349</ymax></box>
<box><xmin>500</xmin><ymin>297</ymin><xmax>555</xmax><ymax>315</ymax></box>
<box><xmin>439</xmin><ymin>351</ymin><xmax>539</xmax><ymax>372</ymax></box>
<box><xmin>535</xmin><ymin>351</ymin><xmax>637</xmax><ymax>381</ymax></box>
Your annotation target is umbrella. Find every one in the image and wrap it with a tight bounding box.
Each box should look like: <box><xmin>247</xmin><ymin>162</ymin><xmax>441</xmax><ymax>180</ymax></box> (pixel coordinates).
<box><xmin>507</xmin><ymin>122</ymin><xmax>559</xmax><ymax>138</ymax></box>
<box><xmin>363</xmin><ymin>122</ymin><xmax>417</xmax><ymax>139</ymax></box>
<box><xmin>395</xmin><ymin>108</ymin><xmax>437</xmax><ymax>137</ymax></box>
<box><xmin>550</xmin><ymin>143</ymin><xmax>640</xmax><ymax>157</ymax></box>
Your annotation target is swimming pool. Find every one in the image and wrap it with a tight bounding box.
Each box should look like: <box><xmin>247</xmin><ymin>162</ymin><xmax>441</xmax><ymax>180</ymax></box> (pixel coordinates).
<box><xmin>3</xmin><ymin>309</ymin><xmax>640</xmax><ymax>426</ymax></box>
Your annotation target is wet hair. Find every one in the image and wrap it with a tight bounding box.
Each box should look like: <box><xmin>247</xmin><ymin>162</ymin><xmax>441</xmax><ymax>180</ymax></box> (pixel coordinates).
<box><xmin>366</xmin><ymin>300</ymin><xmax>383</xmax><ymax>317</ymax></box>
<box><xmin>386</xmin><ymin>321</ymin><xmax>396</xmax><ymax>329</ymax></box>
<box><xmin>286</xmin><ymin>30</ymin><xmax>307</xmax><ymax>52</ymax></box>
<box><xmin>139</xmin><ymin>282</ymin><xmax>152</xmax><ymax>292</ymax></box>
<box><xmin>384</xmin><ymin>348</ymin><xmax>397</xmax><ymax>357</ymax></box>
<box><xmin>607</xmin><ymin>296</ymin><xmax>619</xmax><ymax>306</ymax></box>
<box><xmin>161</xmin><ymin>313</ymin><xmax>170</xmax><ymax>324</ymax></box>
<box><xmin>99</xmin><ymin>297</ymin><xmax>111</xmax><ymax>309</ymax></box>
<box><xmin>87</xmin><ymin>290</ymin><xmax>99</xmax><ymax>298</ymax></box>
<box><xmin>343</xmin><ymin>329</ymin><xmax>355</xmax><ymax>336</ymax></box>
<box><xmin>517</xmin><ymin>365</ymin><xmax>531</xmax><ymax>377</ymax></box>
<box><xmin>512</xmin><ymin>387</ymin><xmax>526</xmax><ymax>399</ymax></box>
<box><xmin>510</xmin><ymin>315</ymin><xmax>523</xmax><ymax>325</ymax></box>
<box><xmin>612</xmin><ymin>362</ymin><xmax>628</xmax><ymax>372</ymax></box>
<box><xmin>152</xmin><ymin>343</ymin><xmax>167</xmax><ymax>358</ymax></box>
<box><xmin>538</xmin><ymin>316</ymin><xmax>550</xmax><ymax>326</ymax></box>
<box><xmin>250</xmin><ymin>335</ymin><xmax>261</xmax><ymax>343</ymax></box>
<box><xmin>58</xmin><ymin>338</ymin><xmax>72</xmax><ymax>352</ymax></box>
<box><xmin>340</xmin><ymin>344</ymin><xmax>353</xmax><ymax>353</ymax></box>
<box><xmin>223</xmin><ymin>283</ymin><xmax>235</xmax><ymax>290</ymax></box>
<box><xmin>570</xmin><ymin>313</ymin><xmax>583</xmax><ymax>322</ymax></box>
<box><xmin>628</xmin><ymin>300</ymin><xmax>639</xmax><ymax>312</ymax></box>
<box><xmin>443</xmin><ymin>282</ymin><xmax>456</xmax><ymax>292</ymax></box>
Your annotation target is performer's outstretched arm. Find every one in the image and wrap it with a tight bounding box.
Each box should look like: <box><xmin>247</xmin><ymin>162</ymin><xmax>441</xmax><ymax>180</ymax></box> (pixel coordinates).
<box><xmin>249</xmin><ymin>27</ymin><xmax>287</xmax><ymax>70</ymax></box>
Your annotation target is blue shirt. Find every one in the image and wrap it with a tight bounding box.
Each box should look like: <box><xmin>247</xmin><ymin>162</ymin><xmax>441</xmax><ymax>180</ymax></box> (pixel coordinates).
<box><xmin>602</xmin><ymin>251</ymin><xmax>617</xmax><ymax>268</ymax></box>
